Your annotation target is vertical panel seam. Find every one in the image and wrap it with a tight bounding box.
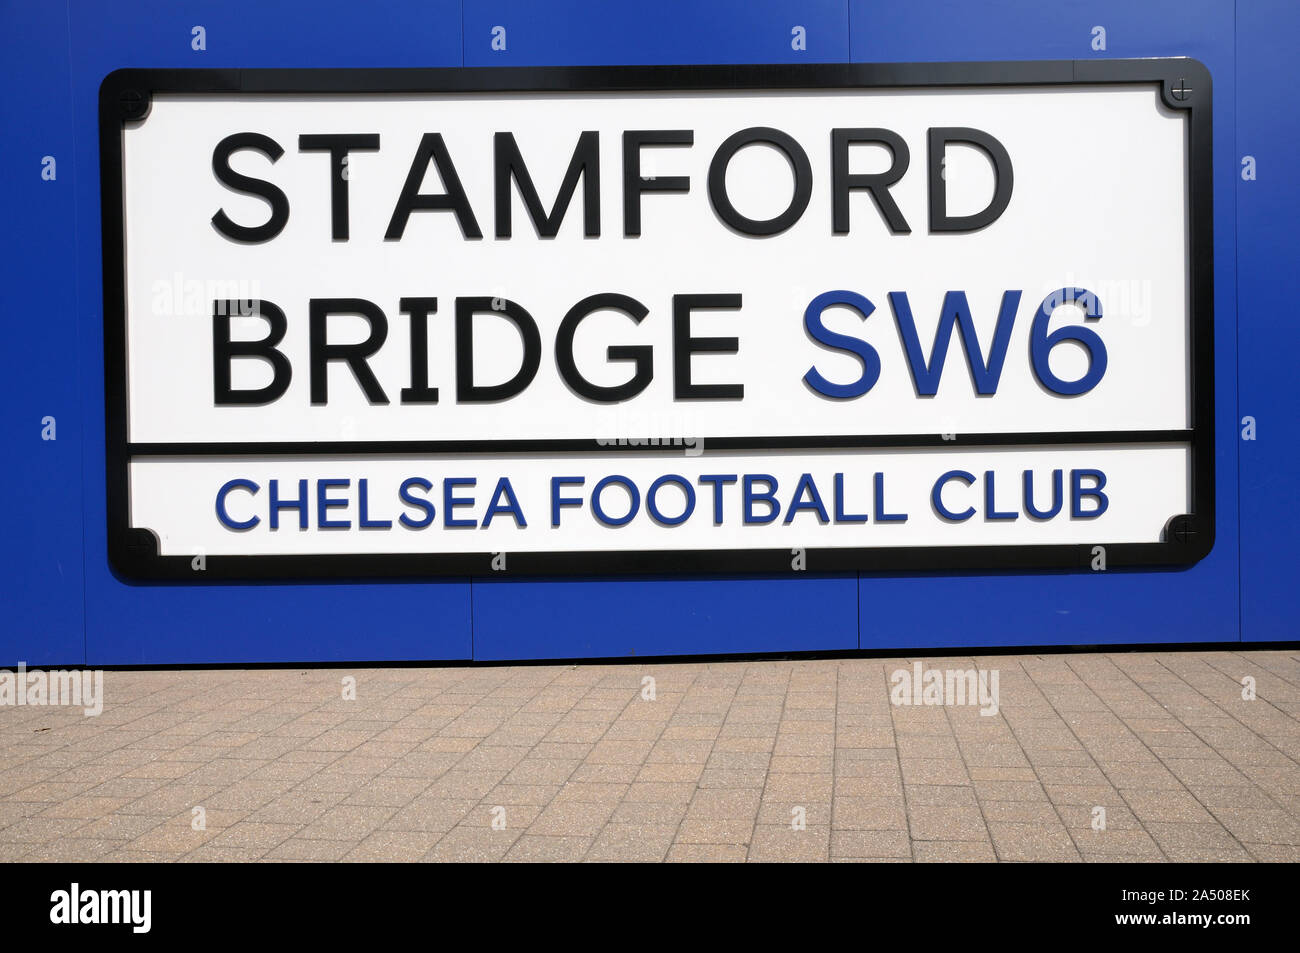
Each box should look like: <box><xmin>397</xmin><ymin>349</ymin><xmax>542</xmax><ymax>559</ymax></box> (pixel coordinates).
<box><xmin>64</xmin><ymin>0</ymin><xmax>88</xmax><ymax>666</ymax></box>
<box><xmin>1233</xmin><ymin>0</ymin><xmax>1243</xmax><ymax>643</ymax></box>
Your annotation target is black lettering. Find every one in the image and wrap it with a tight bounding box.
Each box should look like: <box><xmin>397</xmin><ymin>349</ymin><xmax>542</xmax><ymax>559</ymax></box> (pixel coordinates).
<box><xmin>212</xmin><ymin>299</ymin><xmax>292</xmax><ymax>404</ymax></box>
<box><xmin>309</xmin><ymin>298</ymin><xmax>390</xmax><ymax>404</ymax></box>
<box><xmin>298</xmin><ymin>133</ymin><xmax>380</xmax><ymax>240</ymax></box>
<box><xmin>672</xmin><ymin>293</ymin><xmax>743</xmax><ymax>400</ymax></box>
<box><xmin>928</xmin><ymin>127</ymin><xmax>1014</xmax><ymax>232</ymax></box>
<box><xmin>495</xmin><ymin>131</ymin><xmax>600</xmax><ymax>238</ymax></box>
<box><xmin>555</xmin><ymin>293</ymin><xmax>652</xmax><ymax>402</ymax></box>
<box><xmin>623</xmin><ymin>130</ymin><xmax>693</xmax><ymax>237</ymax></box>
<box><xmin>385</xmin><ymin>133</ymin><xmax>483</xmax><ymax>239</ymax></box>
<box><xmin>455</xmin><ymin>297</ymin><xmax>541</xmax><ymax>402</ymax></box>
<box><xmin>399</xmin><ymin>297</ymin><xmax>439</xmax><ymax>404</ymax></box>
<box><xmin>211</xmin><ymin>133</ymin><xmax>289</xmax><ymax>243</ymax></box>
<box><xmin>707</xmin><ymin>127</ymin><xmax>812</xmax><ymax>236</ymax></box>
<box><xmin>831</xmin><ymin>128</ymin><xmax>911</xmax><ymax>234</ymax></box>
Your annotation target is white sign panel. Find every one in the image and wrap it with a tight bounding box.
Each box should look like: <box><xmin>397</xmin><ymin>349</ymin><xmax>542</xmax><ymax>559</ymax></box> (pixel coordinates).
<box><xmin>100</xmin><ymin>61</ymin><xmax>1214</xmax><ymax>578</ymax></box>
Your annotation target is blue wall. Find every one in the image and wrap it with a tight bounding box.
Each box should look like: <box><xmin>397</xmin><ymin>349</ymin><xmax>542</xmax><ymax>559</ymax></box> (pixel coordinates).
<box><xmin>0</xmin><ymin>0</ymin><xmax>1291</xmax><ymax>665</ymax></box>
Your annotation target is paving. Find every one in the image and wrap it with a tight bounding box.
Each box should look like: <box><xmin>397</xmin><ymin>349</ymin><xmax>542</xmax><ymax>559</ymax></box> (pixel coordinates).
<box><xmin>0</xmin><ymin>649</ymin><xmax>1297</xmax><ymax>862</ymax></box>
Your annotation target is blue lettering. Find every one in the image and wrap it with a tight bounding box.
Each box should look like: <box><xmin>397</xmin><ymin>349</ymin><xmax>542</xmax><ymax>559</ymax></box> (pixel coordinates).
<box><xmin>592</xmin><ymin>475</ymin><xmax>639</xmax><ymax>527</ymax></box>
<box><xmin>269</xmin><ymin>478</ymin><xmax>308</xmax><ymax>530</ymax></box>
<box><xmin>933</xmin><ymin>470</ymin><xmax>976</xmax><ymax>522</ymax></box>
<box><xmin>398</xmin><ymin>477</ymin><xmax>435</xmax><ymax>529</ymax></box>
<box><xmin>833</xmin><ymin>472</ymin><xmax>868</xmax><ymax>523</ymax></box>
<box><xmin>1024</xmin><ymin>469</ymin><xmax>1064</xmax><ymax>520</ymax></box>
<box><xmin>698</xmin><ymin>474</ymin><xmax>737</xmax><ymax>525</ymax></box>
<box><xmin>1030</xmin><ymin>288</ymin><xmax>1106</xmax><ymax>395</ymax></box>
<box><xmin>216</xmin><ymin>478</ymin><xmax>259</xmax><ymax>530</ymax></box>
<box><xmin>888</xmin><ymin>289</ymin><xmax>1020</xmax><ymax>396</ymax></box>
<box><xmin>551</xmin><ymin>477</ymin><xmax>585</xmax><ymax>527</ymax></box>
<box><xmin>743</xmin><ymin>474</ymin><xmax>780</xmax><ymax>525</ymax></box>
<box><xmin>874</xmin><ymin>472</ymin><xmax>907</xmax><ymax>522</ymax></box>
<box><xmin>647</xmin><ymin>474</ymin><xmax>696</xmax><ymax>526</ymax></box>
<box><xmin>317</xmin><ymin>478</ymin><xmax>350</xmax><ymax>529</ymax></box>
<box><xmin>1071</xmin><ymin>468</ymin><xmax>1109</xmax><ymax>518</ymax></box>
<box><xmin>984</xmin><ymin>470</ymin><xmax>1018</xmax><ymax>521</ymax></box>
<box><xmin>784</xmin><ymin>473</ymin><xmax>829</xmax><ymax>524</ymax></box>
<box><xmin>444</xmin><ymin>478</ymin><xmax>477</xmax><ymax>528</ymax></box>
<box><xmin>482</xmin><ymin>477</ymin><xmax>526</xmax><ymax>528</ymax></box>
<box><xmin>358</xmin><ymin>478</ymin><xmax>391</xmax><ymax>528</ymax></box>
<box><xmin>802</xmin><ymin>290</ymin><xmax>882</xmax><ymax>399</ymax></box>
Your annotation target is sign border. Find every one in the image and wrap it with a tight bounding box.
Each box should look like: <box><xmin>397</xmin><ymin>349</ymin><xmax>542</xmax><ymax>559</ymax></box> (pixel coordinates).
<box><xmin>98</xmin><ymin>59</ymin><xmax>1215</xmax><ymax>580</ymax></box>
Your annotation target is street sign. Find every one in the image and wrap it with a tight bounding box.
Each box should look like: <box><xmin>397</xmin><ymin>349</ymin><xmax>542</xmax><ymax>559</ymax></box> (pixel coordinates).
<box><xmin>99</xmin><ymin>60</ymin><xmax>1213</xmax><ymax>578</ymax></box>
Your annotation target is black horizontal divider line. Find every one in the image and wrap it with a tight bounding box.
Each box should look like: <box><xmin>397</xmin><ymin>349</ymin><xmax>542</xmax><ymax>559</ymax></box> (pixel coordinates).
<box><xmin>124</xmin><ymin>430</ymin><xmax>1194</xmax><ymax>457</ymax></box>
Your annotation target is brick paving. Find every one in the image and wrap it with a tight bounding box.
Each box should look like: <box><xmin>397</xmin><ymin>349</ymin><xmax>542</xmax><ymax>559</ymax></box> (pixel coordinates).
<box><xmin>0</xmin><ymin>649</ymin><xmax>1297</xmax><ymax>862</ymax></box>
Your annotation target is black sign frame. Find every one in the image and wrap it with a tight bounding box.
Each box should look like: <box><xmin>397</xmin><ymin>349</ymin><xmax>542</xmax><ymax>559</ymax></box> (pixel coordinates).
<box><xmin>99</xmin><ymin>59</ymin><xmax>1215</xmax><ymax>580</ymax></box>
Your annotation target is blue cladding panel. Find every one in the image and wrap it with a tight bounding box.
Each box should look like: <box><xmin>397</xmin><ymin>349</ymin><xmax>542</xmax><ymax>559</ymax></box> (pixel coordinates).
<box><xmin>462</xmin><ymin>0</ymin><xmax>849</xmax><ymax>66</ymax></box>
<box><xmin>65</xmin><ymin>0</ymin><xmax>463</xmax><ymax>70</ymax></box>
<box><xmin>850</xmin><ymin>0</ymin><xmax>1228</xmax><ymax>60</ymax></box>
<box><xmin>0</xmin><ymin>1</ymin><xmax>86</xmax><ymax>666</ymax></box>
<box><xmin>847</xmin><ymin>0</ymin><xmax>1240</xmax><ymax>649</ymax></box>
<box><xmin>1237</xmin><ymin>0</ymin><xmax>1300</xmax><ymax>642</ymax></box>
<box><xmin>67</xmin><ymin>0</ymin><xmax>473</xmax><ymax>664</ymax></box>
<box><xmin>472</xmin><ymin>575</ymin><xmax>859</xmax><ymax>661</ymax></box>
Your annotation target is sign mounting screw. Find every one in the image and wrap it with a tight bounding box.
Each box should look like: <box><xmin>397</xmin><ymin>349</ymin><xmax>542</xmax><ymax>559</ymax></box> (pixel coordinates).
<box><xmin>120</xmin><ymin>89</ymin><xmax>147</xmax><ymax>119</ymax></box>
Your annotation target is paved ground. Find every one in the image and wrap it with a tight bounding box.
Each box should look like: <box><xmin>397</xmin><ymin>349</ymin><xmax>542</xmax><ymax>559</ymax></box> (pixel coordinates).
<box><xmin>0</xmin><ymin>649</ymin><xmax>1297</xmax><ymax>862</ymax></box>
